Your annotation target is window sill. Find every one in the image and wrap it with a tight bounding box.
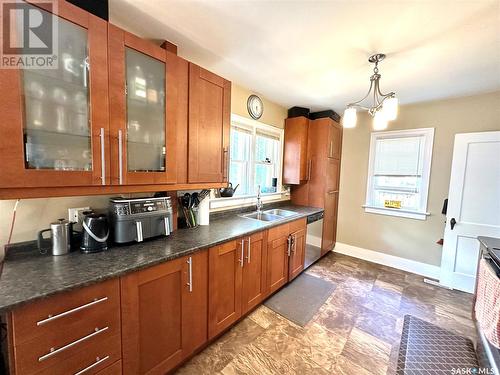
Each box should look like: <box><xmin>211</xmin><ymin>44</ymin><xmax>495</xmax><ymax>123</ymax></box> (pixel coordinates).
<box><xmin>210</xmin><ymin>192</ymin><xmax>288</xmax><ymax>210</ymax></box>
<box><xmin>362</xmin><ymin>205</ymin><xmax>430</xmax><ymax>220</ymax></box>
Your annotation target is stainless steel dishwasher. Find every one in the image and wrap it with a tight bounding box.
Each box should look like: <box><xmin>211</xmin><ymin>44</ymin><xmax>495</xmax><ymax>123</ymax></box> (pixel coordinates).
<box><xmin>305</xmin><ymin>211</ymin><xmax>324</xmax><ymax>269</ymax></box>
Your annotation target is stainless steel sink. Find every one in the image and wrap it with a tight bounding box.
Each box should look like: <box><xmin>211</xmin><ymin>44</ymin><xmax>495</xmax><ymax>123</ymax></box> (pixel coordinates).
<box><xmin>263</xmin><ymin>209</ymin><xmax>298</xmax><ymax>218</ymax></box>
<box><xmin>240</xmin><ymin>212</ymin><xmax>283</xmax><ymax>222</ymax></box>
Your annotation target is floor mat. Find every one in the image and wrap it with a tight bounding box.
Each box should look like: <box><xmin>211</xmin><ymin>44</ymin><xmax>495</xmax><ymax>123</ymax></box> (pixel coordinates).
<box><xmin>397</xmin><ymin>315</ymin><xmax>479</xmax><ymax>374</ymax></box>
<box><xmin>263</xmin><ymin>273</ymin><xmax>336</xmax><ymax>326</ymax></box>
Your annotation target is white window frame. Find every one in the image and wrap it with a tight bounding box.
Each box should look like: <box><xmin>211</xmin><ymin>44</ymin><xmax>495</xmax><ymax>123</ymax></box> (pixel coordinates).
<box><xmin>363</xmin><ymin>128</ymin><xmax>435</xmax><ymax>220</ymax></box>
<box><xmin>211</xmin><ymin>114</ymin><xmax>285</xmax><ymax>209</ymax></box>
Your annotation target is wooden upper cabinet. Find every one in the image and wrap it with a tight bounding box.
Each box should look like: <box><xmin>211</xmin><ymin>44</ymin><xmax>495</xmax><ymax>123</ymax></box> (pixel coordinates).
<box><xmin>208</xmin><ymin>240</ymin><xmax>242</xmax><ymax>339</ymax></box>
<box><xmin>283</xmin><ymin>116</ymin><xmax>309</xmax><ymax>185</ymax></box>
<box><xmin>121</xmin><ymin>252</ymin><xmax>207</xmax><ymax>375</ymax></box>
<box><xmin>108</xmin><ymin>25</ymin><xmax>176</xmax><ymax>185</ymax></box>
<box><xmin>0</xmin><ymin>1</ymin><xmax>110</xmax><ymax>188</ymax></box>
<box><xmin>328</xmin><ymin>120</ymin><xmax>342</xmax><ymax>159</ymax></box>
<box><xmin>188</xmin><ymin>63</ymin><xmax>231</xmax><ymax>184</ymax></box>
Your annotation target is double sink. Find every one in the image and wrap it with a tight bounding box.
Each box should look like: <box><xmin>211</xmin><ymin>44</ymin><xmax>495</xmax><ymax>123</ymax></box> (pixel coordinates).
<box><xmin>240</xmin><ymin>209</ymin><xmax>298</xmax><ymax>222</ymax></box>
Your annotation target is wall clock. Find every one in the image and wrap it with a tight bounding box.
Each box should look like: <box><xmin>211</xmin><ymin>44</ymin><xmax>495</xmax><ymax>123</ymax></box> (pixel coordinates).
<box><xmin>247</xmin><ymin>94</ymin><xmax>263</xmax><ymax>120</ymax></box>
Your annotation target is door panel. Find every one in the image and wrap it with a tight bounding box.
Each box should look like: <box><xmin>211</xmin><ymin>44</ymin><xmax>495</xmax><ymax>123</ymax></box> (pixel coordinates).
<box><xmin>266</xmin><ymin>236</ymin><xmax>289</xmax><ymax>294</ymax></box>
<box><xmin>121</xmin><ymin>258</ymin><xmax>185</xmax><ymax>374</ymax></box>
<box><xmin>208</xmin><ymin>240</ymin><xmax>242</xmax><ymax>338</ymax></box>
<box><xmin>322</xmin><ymin>192</ymin><xmax>338</xmax><ymax>255</ymax></box>
<box><xmin>242</xmin><ymin>231</ymin><xmax>267</xmax><ymax>314</ymax></box>
<box><xmin>188</xmin><ymin>64</ymin><xmax>231</xmax><ymax>183</ymax></box>
<box><xmin>182</xmin><ymin>250</ymin><xmax>208</xmax><ymax>356</ymax></box>
<box><xmin>440</xmin><ymin>131</ymin><xmax>500</xmax><ymax>292</ymax></box>
<box><xmin>329</xmin><ymin>122</ymin><xmax>342</xmax><ymax>159</ymax></box>
<box><xmin>108</xmin><ymin>25</ymin><xmax>176</xmax><ymax>185</ymax></box>
<box><xmin>289</xmin><ymin>228</ymin><xmax>306</xmax><ymax>280</ymax></box>
<box><xmin>0</xmin><ymin>2</ymin><xmax>109</xmax><ymax>188</ymax></box>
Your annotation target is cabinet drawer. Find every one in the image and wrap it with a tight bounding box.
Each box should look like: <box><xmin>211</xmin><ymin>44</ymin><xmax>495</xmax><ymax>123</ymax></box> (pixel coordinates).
<box><xmin>267</xmin><ymin>223</ymin><xmax>289</xmax><ymax>242</ymax></box>
<box><xmin>14</xmin><ymin>332</ymin><xmax>121</xmax><ymax>375</ymax></box>
<box><xmin>97</xmin><ymin>360</ymin><xmax>122</xmax><ymax>375</ymax></box>
<box><xmin>12</xmin><ymin>278</ymin><xmax>120</xmax><ymax>346</ymax></box>
<box><xmin>289</xmin><ymin>218</ymin><xmax>306</xmax><ymax>233</ymax></box>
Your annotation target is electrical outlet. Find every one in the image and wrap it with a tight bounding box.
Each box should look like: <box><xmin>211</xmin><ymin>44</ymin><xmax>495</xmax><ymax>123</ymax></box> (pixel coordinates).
<box><xmin>68</xmin><ymin>207</ymin><xmax>90</xmax><ymax>224</ymax></box>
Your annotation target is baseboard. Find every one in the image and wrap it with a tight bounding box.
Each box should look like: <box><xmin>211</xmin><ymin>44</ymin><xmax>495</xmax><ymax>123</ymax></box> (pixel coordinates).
<box><xmin>334</xmin><ymin>242</ymin><xmax>441</xmax><ymax>280</ymax></box>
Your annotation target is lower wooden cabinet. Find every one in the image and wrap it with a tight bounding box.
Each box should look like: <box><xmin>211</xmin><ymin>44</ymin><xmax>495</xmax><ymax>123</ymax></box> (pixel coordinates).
<box><xmin>121</xmin><ymin>250</ymin><xmax>208</xmax><ymax>375</ymax></box>
<box><xmin>266</xmin><ymin>223</ymin><xmax>291</xmax><ymax>294</ymax></box>
<box><xmin>208</xmin><ymin>230</ymin><xmax>268</xmax><ymax>339</ymax></box>
<box><xmin>289</xmin><ymin>224</ymin><xmax>306</xmax><ymax>281</ymax></box>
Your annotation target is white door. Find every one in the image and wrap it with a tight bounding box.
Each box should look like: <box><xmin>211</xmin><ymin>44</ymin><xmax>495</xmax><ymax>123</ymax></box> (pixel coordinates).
<box><xmin>440</xmin><ymin>131</ymin><xmax>500</xmax><ymax>293</ymax></box>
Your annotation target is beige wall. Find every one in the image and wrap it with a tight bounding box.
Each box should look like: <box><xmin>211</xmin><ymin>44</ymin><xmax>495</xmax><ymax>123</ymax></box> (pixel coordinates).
<box><xmin>0</xmin><ymin>85</ymin><xmax>287</xmax><ymax>256</ymax></box>
<box><xmin>231</xmin><ymin>83</ymin><xmax>287</xmax><ymax>129</ymax></box>
<box><xmin>338</xmin><ymin>91</ymin><xmax>500</xmax><ymax>266</ymax></box>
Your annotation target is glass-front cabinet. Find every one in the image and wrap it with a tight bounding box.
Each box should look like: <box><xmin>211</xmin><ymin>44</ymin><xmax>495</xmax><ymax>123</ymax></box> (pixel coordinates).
<box><xmin>108</xmin><ymin>25</ymin><xmax>176</xmax><ymax>185</ymax></box>
<box><xmin>0</xmin><ymin>1</ymin><xmax>109</xmax><ymax>188</ymax></box>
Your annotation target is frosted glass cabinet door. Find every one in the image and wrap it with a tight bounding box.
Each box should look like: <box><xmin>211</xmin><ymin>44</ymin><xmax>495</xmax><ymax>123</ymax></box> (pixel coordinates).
<box><xmin>125</xmin><ymin>48</ymin><xmax>166</xmax><ymax>172</ymax></box>
<box><xmin>22</xmin><ymin>8</ymin><xmax>91</xmax><ymax>171</ymax></box>
<box><xmin>0</xmin><ymin>1</ymin><xmax>109</xmax><ymax>189</ymax></box>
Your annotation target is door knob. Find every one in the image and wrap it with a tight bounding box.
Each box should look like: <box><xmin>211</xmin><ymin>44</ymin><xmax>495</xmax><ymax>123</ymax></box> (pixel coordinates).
<box><xmin>450</xmin><ymin>218</ymin><xmax>457</xmax><ymax>230</ymax></box>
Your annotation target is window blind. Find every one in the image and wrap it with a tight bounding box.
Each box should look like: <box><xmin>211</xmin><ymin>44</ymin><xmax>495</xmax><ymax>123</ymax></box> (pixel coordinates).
<box><xmin>374</xmin><ymin>136</ymin><xmax>423</xmax><ymax>176</ymax></box>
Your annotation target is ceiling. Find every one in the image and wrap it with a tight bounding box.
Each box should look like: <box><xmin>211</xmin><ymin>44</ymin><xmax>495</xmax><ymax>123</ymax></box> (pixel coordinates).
<box><xmin>109</xmin><ymin>0</ymin><xmax>500</xmax><ymax>112</ymax></box>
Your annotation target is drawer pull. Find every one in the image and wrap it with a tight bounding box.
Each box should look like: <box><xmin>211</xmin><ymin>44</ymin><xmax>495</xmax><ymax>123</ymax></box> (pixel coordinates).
<box><xmin>74</xmin><ymin>355</ymin><xmax>110</xmax><ymax>375</ymax></box>
<box><xmin>37</xmin><ymin>297</ymin><xmax>108</xmax><ymax>326</ymax></box>
<box><xmin>38</xmin><ymin>326</ymin><xmax>109</xmax><ymax>362</ymax></box>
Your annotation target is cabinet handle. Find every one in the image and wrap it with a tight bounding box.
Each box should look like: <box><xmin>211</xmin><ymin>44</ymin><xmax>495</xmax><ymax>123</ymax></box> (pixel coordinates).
<box><xmin>118</xmin><ymin>129</ymin><xmax>123</xmax><ymax>185</ymax></box>
<box><xmin>307</xmin><ymin>160</ymin><xmax>312</xmax><ymax>181</ymax></box>
<box><xmin>164</xmin><ymin>217</ymin><xmax>171</xmax><ymax>236</ymax></box>
<box><xmin>287</xmin><ymin>235</ymin><xmax>292</xmax><ymax>257</ymax></box>
<box><xmin>37</xmin><ymin>297</ymin><xmax>108</xmax><ymax>326</ymax></box>
<box><xmin>82</xmin><ymin>56</ymin><xmax>89</xmax><ymax>88</ymax></box>
<box><xmin>135</xmin><ymin>221</ymin><xmax>143</xmax><ymax>242</ymax></box>
<box><xmin>222</xmin><ymin>148</ymin><xmax>229</xmax><ymax>182</ymax></box>
<box><xmin>239</xmin><ymin>239</ymin><xmax>245</xmax><ymax>268</ymax></box>
<box><xmin>187</xmin><ymin>257</ymin><xmax>193</xmax><ymax>292</ymax></box>
<box><xmin>99</xmin><ymin>128</ymin><xmax>105</xmax><ymax>185</ymax></box>
<box><xmin>74</xmin><ymin>355</ymin><xmax>109</xmax><ymax>375</ymax></box>
<box><xmin>246</xmin><ymin>236</ymin><xmax>251</xmax><ymax>263</ymax></box>
<box><xmin>328</xmin><ymin>190</ymin><xmax>339</xmax><ymax>195</ymax></box>
<box><xmin>38</xmin><ymin>327</ymin><xmax>109</xmax><ymax>362</ymax></box>
<box><xmin>329</xmin><ymin>141</ymin><xmax>333</xmax><ymax>158</ymax></box>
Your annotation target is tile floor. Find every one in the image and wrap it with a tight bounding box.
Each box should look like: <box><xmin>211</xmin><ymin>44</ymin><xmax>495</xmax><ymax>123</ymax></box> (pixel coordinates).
<box><xmin>176</xmin><ymin>252</ymin><xmax>475</xmax><ymax>375</ymax></box>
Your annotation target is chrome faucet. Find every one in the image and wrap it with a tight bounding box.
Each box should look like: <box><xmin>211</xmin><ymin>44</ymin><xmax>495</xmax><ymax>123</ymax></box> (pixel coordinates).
<box><xmin>256</xmin><ymin>185</ymin><xmax>263</xmax><ymax>213</ymax></box>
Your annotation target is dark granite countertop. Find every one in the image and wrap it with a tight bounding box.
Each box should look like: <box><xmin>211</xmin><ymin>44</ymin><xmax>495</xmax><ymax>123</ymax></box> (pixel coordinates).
<box><xmin>0</xmin><ymin>204</ymin><xmax>322</xmax><ymax>313</ymax></box>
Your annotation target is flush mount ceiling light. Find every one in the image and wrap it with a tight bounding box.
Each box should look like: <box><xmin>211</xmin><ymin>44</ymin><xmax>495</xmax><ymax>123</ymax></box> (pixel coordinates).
<box><xmin>343</xmin><ymin>53</ymin><xmax>398</xmax><ymax>130</ymax></box>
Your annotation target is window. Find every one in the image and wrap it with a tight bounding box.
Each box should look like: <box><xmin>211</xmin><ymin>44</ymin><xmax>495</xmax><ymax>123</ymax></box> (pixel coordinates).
<box><xmin>228</xmin><ymin>115</ymin><xmax>283</xmax><ymax>197</ymax></box>
<box><xmin>364</xmin><ymin>128</ymin><xmax>434</xmax><ymax>220</ymax></box>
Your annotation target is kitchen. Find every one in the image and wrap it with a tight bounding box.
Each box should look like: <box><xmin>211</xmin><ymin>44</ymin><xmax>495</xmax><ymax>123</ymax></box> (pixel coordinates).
<box><xmin>0</xmin><ymin>1</ymin><xmax>500</xmax><ymax>374</ymax></box>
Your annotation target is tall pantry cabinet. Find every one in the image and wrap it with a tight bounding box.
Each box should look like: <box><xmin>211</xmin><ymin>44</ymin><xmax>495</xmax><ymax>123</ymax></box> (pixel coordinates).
<box><xmin>285</xmin><ymin>116</ymin><xmax>342</xmax><ymax>256</ymax></box>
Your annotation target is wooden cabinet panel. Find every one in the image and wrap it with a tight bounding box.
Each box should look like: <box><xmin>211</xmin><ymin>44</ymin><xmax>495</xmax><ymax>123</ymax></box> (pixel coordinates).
<box><xmin>241</xmin><ymin>231</ymin><xmax>267</xmax><ymax>314</ymax></box>
<box><xmin>121</xmin><ymin>257</ymin><xmax>186</xmax><ymax>374</ymax></box>
<box><xmin>0</xmin><ymin>2</ymin><xmax>109</xmax><ymax>188</ymax></box>
<box><xmin>328</xmin><ymin>121</ymin><xmax>342</xmax><ymax>159</ymax></box>
<box><xmin>283</xmin><ymin>116</ymin><xmax>309</xmax><ymax>184</ymax></box>
<box><xmin>182</xmin><ymin>250</ymin><xmax>208</xmax><ymax>356</ymax></box>
<box><xmin>97</xmin><ymin>360</ymin><xmax>122</xmax><ymax>375</ymax></box>
<box><xmin>266</xmin><ymin>235</ymin><xmax>289</xmax><ymax>294</ymax></box>
<box><xmin>208</xmin><ymin>240</ymin><xmax>242</xmax><ymax>338</ymax></box>
<box><xmin>188</xmin><ymin>63</ymin><xmax>231</xmax><ymax>183</ymax></box>
<box><xmin>322</xmin><ymin>192</ymin><xmax>338</xmax><ymax>256</ymax></box>
<box><xmin>289</xmin><ymin>226</ymin><xmax>306</xmax><ymax>281</ymax></box>
<box><xmin>326</xmin><ymin>158</ymin><xmax>340</xmax><ymax>194</ymax></box>
<box><xmin>108</xmin><ymin>25</ymin><xmax>176</xmax><ymax>185</ymax></box>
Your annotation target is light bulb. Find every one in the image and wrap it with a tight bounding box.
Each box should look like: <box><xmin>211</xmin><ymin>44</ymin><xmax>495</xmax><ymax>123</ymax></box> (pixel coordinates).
<box><xmin>373</xmin><ymin>110</ymin><xmax>388</xmax><ymax>130</ymax></box>
<box><xmin>382</xmin><ymin>96</ymin><xmax>398</xmax><ymax>121</ymax></box>
<box><xmin>342</xmin><ymin>107</ymin><xmax>357</xmax><ymax>128</ymax></box>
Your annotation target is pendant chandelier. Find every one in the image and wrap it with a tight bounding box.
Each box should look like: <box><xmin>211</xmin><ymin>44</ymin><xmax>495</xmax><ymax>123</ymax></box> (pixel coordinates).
<box><xmin>343</xmin><ymin>53</ymin><xmax>398</xmax><ymax>130</ymax></box>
